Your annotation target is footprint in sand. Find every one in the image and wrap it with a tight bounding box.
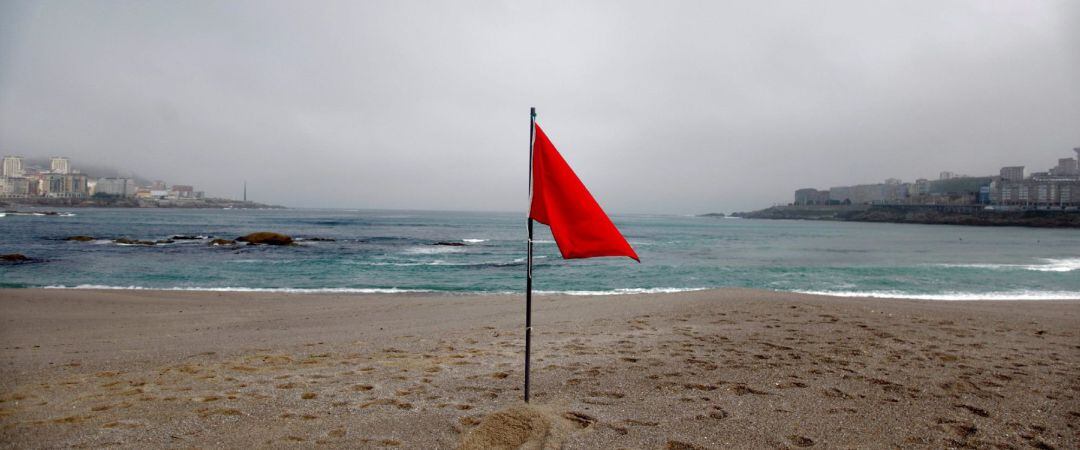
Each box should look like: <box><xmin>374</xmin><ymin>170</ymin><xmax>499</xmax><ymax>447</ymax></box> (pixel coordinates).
<box><xmin>664</xmin><ymin>440</ymin><xmax>709</xmax><ymax>450</ymax></box>
<box><xmin>708</xmin><ymin>408</ymin><xmax>729</xmax><ymax>420</ymax></box>
<box><xmin>730</xmin><ymin>385</ymin><xmax>771</xmax><ymax>396</ymax></box>
<box><xmin>787</xmin><ymin>435</ymin><xmax>815</xmax><ymax>447</ymax></box>
<box><xmin>562</xmin><ymin>411</ymin><xmax>595</xmax><ymax>428</ymax></box>
<box><xmin>953</xmin><ymin>404</ymin><xmax>990</xmax><ymax>418</ymax></box>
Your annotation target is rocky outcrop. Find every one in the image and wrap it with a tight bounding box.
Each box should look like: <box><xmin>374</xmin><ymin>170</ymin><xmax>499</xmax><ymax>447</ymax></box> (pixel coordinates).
<box><xmin>839</xmin><ymin>207</ymin><xmax>1080</xmax><ymax>228</ymax></box>
<box><xmin>209</xmin><ymin>239</ymin><xmax>236</xmax><ymax>246</ymax></box>
<box><xmin>736</xmin><ymin>205</ymin><xmax>1080</xmax><ymax>228</ymax></box>
<box><xmin>236</xmin><ymin>232</ymin><xmax>293</xmax><ymax>246</ymax></box>
<box><xmin>1</xmin><ymin>253</ymin><xmax>30</xmax><ymax>262</ymax></box>
<box><xmin>114</xmin><ymin>238</ymin><xmax>159</xmax><ymax>246</ymax></box>
<box><xmin>432</xmin><ymin>241</ymin><xmax>467</xmax><ymax>246</ymax></box>
<box><xmin>65</xmin><ymin>236</ymin><xmax>95</xmax><ymax>242</ymax></box>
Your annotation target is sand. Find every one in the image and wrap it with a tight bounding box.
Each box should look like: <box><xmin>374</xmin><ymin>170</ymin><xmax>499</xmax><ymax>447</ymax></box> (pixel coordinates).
<box><xmin>0</xmin><ymin>288</ymin><xmax>1077</xmax><ymax>449</ymax></box>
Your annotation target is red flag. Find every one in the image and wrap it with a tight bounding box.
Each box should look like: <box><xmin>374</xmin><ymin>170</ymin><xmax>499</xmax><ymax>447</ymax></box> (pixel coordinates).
<box><xmin>529</xmin><ymin>123</ymin><xmax>639</xmax><ymax>262</ymax></box>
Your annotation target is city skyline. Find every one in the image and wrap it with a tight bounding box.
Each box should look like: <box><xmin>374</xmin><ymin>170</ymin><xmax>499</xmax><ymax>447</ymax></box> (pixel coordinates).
<box><xmin>7</xmin><ymin>147</ymin><xmax>1080</xmax><ymax>211</ymax></box>
<box><xmin>793</xmin><ymin>147</ymin><xmax>1080</xmax><ymax>208</ymax></box>
<box><xmin>1</xmin><ymin>154</ymin><xmax>206</xmax><ymax>202</ymax></box>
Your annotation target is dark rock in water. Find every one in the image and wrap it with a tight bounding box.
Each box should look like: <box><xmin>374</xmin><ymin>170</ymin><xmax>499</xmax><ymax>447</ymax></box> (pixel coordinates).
<box><xmin>432</xmin><ymin>241</ymin><xmax>467</xmax><ymax>246</ymax></box>
<box><xmin>699</xmin><ymin>213</ymin><xmax>726</xmax><ymax>218</ymax></box>
<box><xmin>114</xmin><ymin>238</ymin><xmax>158</xmax><ymax>246</ymax></box>
<box><xmin>236</xmin><ymin>232</ymin><xmax>293</xmax><ymax>246</ymax></box>
<box><xmin>156</xmin><ymin>239</ymin><xmax>175</xmax><ymax>244</ymax></box>
<box><xmin>303</xmin><ymin>237</ymin><xmax>336</xmax><ymax>242</ymax></box>
<box><xmin>170</xmin><ymin>235</ymin><xmax>204</xmax><ymax>240</ymax></box>
<box><xmin>1</xmin><ymin>253</ymin><xmax>30</xmax><ymax>262</ymax></box>
<box><xmin>65</xmin><ymin>236</ymin><xmax>95</xmax><ymax>242</ymax></box>
<box><xmin>209</xmin><ymin>238</ymin><xmax>236</xmax><ymax>246</ymax></box>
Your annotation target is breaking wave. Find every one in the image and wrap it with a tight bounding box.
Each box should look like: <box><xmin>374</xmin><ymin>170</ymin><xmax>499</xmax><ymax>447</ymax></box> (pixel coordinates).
<box><xmin>533</xmin><ymin>287</ymin><xmax>708</xmax><ymax>296</ymax></box>
<box><xmin>794</xmin><ymin>290</ymin><xmax>1080</xmax><ymax>301</ymax></box>
<box><xmin>934</xmin><ymin>258</ymin><xmax>1080</xmax><ymax>273</ymax></box>
<box><xmin>403</xmin><ymin>246</ymin><xmax>466</xmax><ymax>255</ymax></box>
<box><xmin>42</xmin><ymin>285</ymin><xmax>433</xmax><ymax>294</ymax></box>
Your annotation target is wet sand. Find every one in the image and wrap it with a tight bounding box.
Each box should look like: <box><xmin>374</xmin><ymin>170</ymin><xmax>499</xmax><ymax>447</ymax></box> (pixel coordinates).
<box><xmin>1</xmin><ymin>288</ymin><xmax>1077</xmax><ymax>449</ymax></box>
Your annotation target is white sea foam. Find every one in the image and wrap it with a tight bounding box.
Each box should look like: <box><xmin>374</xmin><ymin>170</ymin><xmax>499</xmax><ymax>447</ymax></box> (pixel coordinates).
<box><xmin>403</xmin><ymin>246</ymin><xmax>465</xmax><ymax>255</ymax></box>
<box><xmin>462</xmin><ymin>238</ymin><xmax>487</xmax><ymax>243</ymax></box>
<box><xmin>227</xmin><ymin>259</ymin><xmax>297</xmax><ymax>264</ymax></box>
<box><xmin>935</xmin><ymin>258</ymin><xmax>1080</xmax><ymax>273</ymax></box>
<box><xmin>510</xmin><ymin>255</ymin><xmax>547</xmax><ymax>263</ymax></box>
<box><xmin>43</xmin><ymin>285</ymin><xmax>432</xmax><ymax>294</ymax></box>
<box><xmin>1027</xmin><ymin>258</ymin><xmax>1080</xmax><ymax>272</ymax></box>
<box><xmin>794</xmin><ymin>290</ymin><xmax>1080</xmax><ymax>301</ymax></box>
<box><xmin>351</xmin><ymin>260</ymin><xmax>459</xmax><ymax>266</ymax></box>
<box><xmin>534</xmin><ymin>287</ymin><xmax>708</xmax><ymax>296</ymax></box>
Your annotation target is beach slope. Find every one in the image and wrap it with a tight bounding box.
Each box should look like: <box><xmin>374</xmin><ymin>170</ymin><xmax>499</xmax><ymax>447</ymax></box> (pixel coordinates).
<box><xmin>1</xmin><ymin>288</ymin><xmax>1077</xmax><ymax>448</ymax></box>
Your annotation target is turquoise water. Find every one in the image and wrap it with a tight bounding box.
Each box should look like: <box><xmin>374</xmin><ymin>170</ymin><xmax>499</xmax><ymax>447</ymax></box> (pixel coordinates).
<box><xmin>1</xmin><ymin>208</ymin><xmax>1078</xmax><ymax>299</ymax></box>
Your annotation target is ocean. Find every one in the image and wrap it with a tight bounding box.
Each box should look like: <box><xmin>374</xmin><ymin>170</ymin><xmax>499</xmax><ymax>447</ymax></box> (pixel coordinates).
<box><xmin>1</xmin><ymin>208</ymin><xmax>1078</xmax><ymax>299</ymax></box>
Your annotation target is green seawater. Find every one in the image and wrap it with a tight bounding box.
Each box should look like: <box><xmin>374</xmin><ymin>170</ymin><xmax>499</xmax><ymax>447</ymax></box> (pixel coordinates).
<box><xmin>1</xmin><ymin>208</ymin><xmax>1077</xmax><ymax>299</ymax></box>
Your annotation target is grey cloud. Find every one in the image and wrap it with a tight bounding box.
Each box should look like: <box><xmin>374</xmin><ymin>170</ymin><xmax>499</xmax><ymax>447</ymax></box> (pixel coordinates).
<box><xmin>1</xmin><ymin>0</ymin><xmax>1077</xmax><ymax>213</ymax></box>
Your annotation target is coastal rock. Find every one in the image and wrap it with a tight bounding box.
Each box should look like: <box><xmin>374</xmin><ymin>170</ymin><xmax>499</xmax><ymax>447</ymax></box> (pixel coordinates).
<box><xmin>736</xmin><ymin>205</ymin><xmax>1080</xmax><ymax>228</ymax></box>
<box><xmin>236</xmin><ymin>232</ymin><xmax>293</xmax><ymax>246</ymax></box>
<box><xmin>1</xmin><ymin>253</ymin><xmax>30</xmax><ymax>262</ymax></box>
<box><xmin>114</xmin><ymin>238</ymin><xmax>158</xmax><ymax>246</ymax></box>
<box><xmin>65</xmin><ymin>236</ymin><xmax>95</xmax><ymax>242</ymax></box>
<box><xmin>302</xmin><ymin>237</ymin><xmax>336</xmax><ymax>242</ymax></box>
<box><xmin>432</xmin><ymin>241</ymin><xmax>467</xmax><ymax>246</ymax></box>
<box><xmin>209</xmin><ymin>239</ymin><xmax>236</xmax><ymax>246</ymax></box>
<box><xmin>170</xmin><ymin>235</ymin><xmax>205</xmax><ymax>240</ymax></box>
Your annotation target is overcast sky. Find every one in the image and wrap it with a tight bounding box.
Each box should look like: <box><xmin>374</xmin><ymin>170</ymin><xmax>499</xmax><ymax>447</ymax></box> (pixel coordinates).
<box><xmin>1</xmin><ymin>1</ymin><xmax>1077</xmax><ymax>213</ymax></box>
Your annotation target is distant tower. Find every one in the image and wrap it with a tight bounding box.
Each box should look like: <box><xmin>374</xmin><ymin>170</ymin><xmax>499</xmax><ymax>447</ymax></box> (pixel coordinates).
<box><xmin>50</xmin><ymin>157</ymin><xmax>70</xmax><ymax>174</ymax></box>
<box><xmin>2</xmin><ymin>155</ymin><xmax>24</xmax><ymax>177</ymax></box>
<box><xmin>243</xmin><ymin>181</ymin><xmax>247</xmax><ymax>202</ymax></box>
<box><xmin>1000</xmin><ymin>166</ymin><xmax>1025</xmax><ymax>182</ymax></box>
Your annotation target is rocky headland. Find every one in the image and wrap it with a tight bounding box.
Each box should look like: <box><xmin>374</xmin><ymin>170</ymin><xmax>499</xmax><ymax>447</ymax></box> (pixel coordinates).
<box><xmin>733</xmin><ymin>205</ymin><xmax>1080</xmax><ymax>228</ymax></box>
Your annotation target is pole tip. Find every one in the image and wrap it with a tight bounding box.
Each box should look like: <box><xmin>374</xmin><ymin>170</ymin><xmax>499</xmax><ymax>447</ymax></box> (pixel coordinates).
<box><xmin>530</xmin><ymin>107</ymin><xmax>536</xmax><ymax>116</ymax></box>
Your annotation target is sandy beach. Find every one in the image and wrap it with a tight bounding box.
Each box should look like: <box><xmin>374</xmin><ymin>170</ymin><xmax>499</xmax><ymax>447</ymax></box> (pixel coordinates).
<box><xmin>0</xmin><ymin>288</ymin><xmax>1077</xmax><ymax>449</ymax></box>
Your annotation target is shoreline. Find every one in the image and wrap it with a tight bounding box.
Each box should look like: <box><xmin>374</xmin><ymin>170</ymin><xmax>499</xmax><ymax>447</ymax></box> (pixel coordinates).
<box><xmin>12</xmin><ymin>285</ymin><xmax>1080</xmax><ymax>301</ymax></box>
<box><xmin>1</xmin><ymin>288</ymin><xmax>1078</xmax><ymax>448</ymax></box>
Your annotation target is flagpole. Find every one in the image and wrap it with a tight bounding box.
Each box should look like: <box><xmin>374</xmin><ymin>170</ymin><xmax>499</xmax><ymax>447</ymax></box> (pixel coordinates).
<box><xmin>525</xmin><ymin>106</ymin><xmax>536</xmax><ymax>403</ymax></box>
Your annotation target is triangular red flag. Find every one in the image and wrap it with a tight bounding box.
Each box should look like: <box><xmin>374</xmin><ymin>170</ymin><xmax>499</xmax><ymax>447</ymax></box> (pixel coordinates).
<box><xmin>529</xmin><ymin>123</ymin><xmax>639</xmax><ymax>262</ymax></box>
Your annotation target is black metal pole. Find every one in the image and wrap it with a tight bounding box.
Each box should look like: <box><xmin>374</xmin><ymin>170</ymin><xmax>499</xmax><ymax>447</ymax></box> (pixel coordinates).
<box><xmin>525</xmin><ymin>107</ymin><xmax>535</xmax><ymax>403</ymax></box>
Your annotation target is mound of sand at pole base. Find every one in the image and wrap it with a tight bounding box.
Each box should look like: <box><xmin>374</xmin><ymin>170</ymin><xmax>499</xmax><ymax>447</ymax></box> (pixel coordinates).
<box><xmin>458</xmin><ymin>404</ymin><xmax>596</xmax><ymax>450</ymax></box>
